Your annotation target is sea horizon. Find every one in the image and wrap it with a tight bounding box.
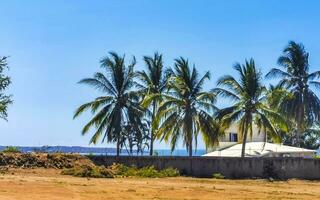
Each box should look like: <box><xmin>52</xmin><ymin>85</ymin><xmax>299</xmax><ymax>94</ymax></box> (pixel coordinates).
<box><xmin>0</xmin><ymin>145</ymin><xmax>318</xmax><ymax>156</ymax></box>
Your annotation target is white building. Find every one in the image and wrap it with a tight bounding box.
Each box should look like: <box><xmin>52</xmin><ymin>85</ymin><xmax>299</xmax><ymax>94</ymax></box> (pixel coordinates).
<box><xmin>203</xmin><ymin>142</ymin><xmax>316</xmax><ymax>158</ymax></box>
<box><xmin>220</xmin><ymin>124</ymin><xmax>265</xmax><ymax>143</ymax></box>
<box><xmin>204</xmin><ymin>125</ymin><xmax>316</xmax><ymax>158</ymax></box>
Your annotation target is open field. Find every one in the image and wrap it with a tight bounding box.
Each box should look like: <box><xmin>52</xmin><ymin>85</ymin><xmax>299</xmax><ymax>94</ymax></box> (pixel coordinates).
<box><xmin>0</xmin><ymin>169</ymin><xmax>318</xmax><ymax>200</ymax></box>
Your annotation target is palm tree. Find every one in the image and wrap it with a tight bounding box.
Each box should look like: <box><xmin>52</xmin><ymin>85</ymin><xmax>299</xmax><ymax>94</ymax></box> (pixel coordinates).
<box><xmin>266</xmin><ymin>41</ymin><xmax>320</xmax><ymax>146</ymax></box>
<box><xmin>215</xmin><ymin>59</ymin><xmax>287</xmax><ymax>157</ymax></box>
<box><xmin>137</xmin><ymin>52</ymin><xmax>167</xmax><ymax>155</ymax></box>
<box><xmin>151</xmin><ymin>57</ymin><xmax>222</xmax><ymax>156</ymax></box>
<box><xmin>73</xmin><ymin>52</ymin><xmax>143</xmax><ymax>156</ymax></box>
<box><xmin>119</xmin><ymin>120</ymin><xmax>150</xmax><ymax>155</ymax></box>
<box><xmin>282</xmin><ymin>122</ymin><xmax>320</xmax><ymax>149</ymax></box>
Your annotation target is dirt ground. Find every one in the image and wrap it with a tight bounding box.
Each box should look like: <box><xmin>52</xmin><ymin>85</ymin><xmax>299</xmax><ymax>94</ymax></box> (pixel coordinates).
<box><xmin>0</xmin><ymin>169</ymin><xmax>319</xmax><ymax>200</ymax></box>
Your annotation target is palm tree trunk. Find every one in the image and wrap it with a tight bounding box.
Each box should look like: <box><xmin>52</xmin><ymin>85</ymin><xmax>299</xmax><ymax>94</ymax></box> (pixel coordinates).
<box><xmin>241</xmin><ymin>130</ymin><xmax>248</xmax><ymax>158</ymax></box>
<box><xmin>296</xmin><ymin>102</ymin><xmax>304</xmax><ymax>147</ymax></box>
<box><xmin>241</xmin><ymin>119</ymin><xmax>249</xmax><ymax>158</ymax></box>
<box><xmin>149</xmin><ymin>102</ymin><xmax>157</xmax><ymax>156</ymax></box>
<box><xmin>188</xmin><ymin>120</ymin><xmax>193</xmax><ymax>157</ymax></box>
<box><xmin>124</xmin><ymin>143</ymin><xmax>130</xmax><ymax>155</ymax></box>
<box><xmin>116</xmin><ymin>139</ymin><xmax>120</xmax><ymax>156</ymax></box>
<box><xmin>188</xmin><ymin>142</ymin><xmax>193</xmax><ymax>157</ymax></box>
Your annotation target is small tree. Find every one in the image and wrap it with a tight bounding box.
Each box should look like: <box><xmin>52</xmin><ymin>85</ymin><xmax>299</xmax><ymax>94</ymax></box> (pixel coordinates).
<box><xmin>0</xmin><ymin>57</ymin><xmax>12</xmax><ymax>121</ymax></box>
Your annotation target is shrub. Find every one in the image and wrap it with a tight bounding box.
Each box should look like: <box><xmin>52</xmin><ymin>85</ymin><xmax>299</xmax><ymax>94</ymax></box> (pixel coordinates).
<box><xmin>212</xmin><ymin>173</ymin><xmax>225</xmax><ymax>179</ymax></box>
<box><xmin>159</xmin><ymin>167</ymin><xmax>180</xmax><ymax>177</ymax></box>
<box><xmin>136</xmin><ymin>166</ymin><xmax>160</xmax><ymax>178</ymax></box>
<box><xmin>87</xmin><ymin>152</ymin><xmax>94</xmax><ymax>157</ymax></box>
<box><xmin>62</xmin><ymin>163</ymin><xmax>180</xmax><ymax>178</ymax></box>
<box><xmin>61</xmin><ymin>165</ymin><xmax>113</xmax><ymax>178</ymax></box>
<box><xmin>2</xmin><ymin>146</ymin><xmax>21</xmax><ymax>153</ymax></box>
<box><xmin>107</xmin><ymin>163</ymin><xmax>137</xmax><ymax>177</ymax></box>
<box><xmin>110</xmin><ymin>164</ymin><xmax>179</xmax><ymax>178</ymax></box>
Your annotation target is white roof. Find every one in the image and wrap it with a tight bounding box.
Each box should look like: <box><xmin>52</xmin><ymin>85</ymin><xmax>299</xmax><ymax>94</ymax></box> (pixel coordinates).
<box><xmin>203</xmin><ymin>142</ymin><xmax>316</xmax><ymax>157</ymax></box>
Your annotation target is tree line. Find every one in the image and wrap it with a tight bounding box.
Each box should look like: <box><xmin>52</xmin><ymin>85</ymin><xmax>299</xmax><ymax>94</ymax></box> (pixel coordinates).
<box><xmin>74</xmin><ymin>41</ymin><xmax>320</xmax><ymax>157</ymax></box>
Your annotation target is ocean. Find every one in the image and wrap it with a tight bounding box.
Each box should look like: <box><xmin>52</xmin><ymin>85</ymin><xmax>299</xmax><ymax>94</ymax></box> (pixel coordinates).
<box><xmin>0</xmin><ymin>146</ymin><xmax>318</xmax><ymax>156</ymax></box>
<box><xmin>154</xmin><ymin>149</ymin><xmax>207</xmax><ymax>156</ymax></box>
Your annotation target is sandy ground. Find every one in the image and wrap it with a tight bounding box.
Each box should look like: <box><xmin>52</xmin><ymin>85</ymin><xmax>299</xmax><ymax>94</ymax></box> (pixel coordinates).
<box><xmin>0</xmin><ymin>169</ymin><xmax>319</xmax><ymax>200</ymax></box>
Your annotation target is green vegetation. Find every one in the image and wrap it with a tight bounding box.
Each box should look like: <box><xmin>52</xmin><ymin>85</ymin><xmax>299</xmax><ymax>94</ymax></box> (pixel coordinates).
<box><xmin>215</xmin><ymin>59</ymin><xmax>288</xmax><ymax>157</ymax></box>
<box><xmin>0</xmin><ymin>56</ymin><xmax>12</xmax><ymax>121</ymax></box>
<box><xmin>146</xmin><ymin>57</ymin><xmax>223</xmax><ymax>156</ymax></box>
<box><xmin>104</xmin><ymin>163</ymin><xmax>179</xmax><ymax>178</ymax></box>
<box><xmin>73</xmin><ymin>52</ymin><xmax>144</xmax><ymax>156</ymax></box>
<box><xmin>74</xmin><ymin>41</ymin><xmax>320</xmax><ymax>157</ymax></box>
<box><xmin>62</xmin><ymin>163</ymin><xmax>179</xmax><ymax>178</ymax></box>
<box><xmin>266</xmin><ymin>41</ymin><xmax>320</xmax><ymax>147</ymax></box>
<box><xmin>282</xmin><ymin>122</ymin><xmax>320</xmax><ymax>149</ymax></box>
<box><xmin>61</xmin><ymin>165</ymin><xmax>114</xmax><ymax>178</ymax></box>
<box><xmin>137</xmin><ymin>52</ymin><xmax>167</xmax><ymax>156</ymax></box>
<box><xmin>2</xmin><ymin>146</ymin><xmax>21</xmax><ymax>153</ymax></box>
<box><xmin>212</xmin><ymin>173</ymin><xmax>225</xmax><ymax>179</ymax></box>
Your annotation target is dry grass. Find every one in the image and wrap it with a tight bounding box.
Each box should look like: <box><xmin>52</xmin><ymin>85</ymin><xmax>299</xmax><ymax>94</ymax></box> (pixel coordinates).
<box><xmin>0</xmin><ymin>168</ymin><xmax>319</xmax><ymax>200</ymax></box>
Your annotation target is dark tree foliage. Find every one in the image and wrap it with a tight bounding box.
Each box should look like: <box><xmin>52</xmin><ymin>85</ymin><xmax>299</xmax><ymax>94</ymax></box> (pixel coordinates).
<box><xmin>74</xmin><ymin>52</ymin><xmax>144</xmax><ymax>156</ymax></box>
<box><xmin>215</xmin><ymin>59</ymin><xmax>288</xmax><ymax>157</ymax></box>
<box><xmin>136</xmin><ymin>52</ymin><xmax>167</xmax><ymax>155</ymax></box>
<box><xmin>149</xmin><ymin>57</ymin><xmax>223</xmax><ymax>156</ymax></box>
<box><xmin>0</xmin><ymin>57</ymin><xmax>12</xmax><ymax>121</ymax></box>
<box><xmin>266</xmin><ymin>41</ymin><xmax>320</xmax><ymax>146</ymax></box>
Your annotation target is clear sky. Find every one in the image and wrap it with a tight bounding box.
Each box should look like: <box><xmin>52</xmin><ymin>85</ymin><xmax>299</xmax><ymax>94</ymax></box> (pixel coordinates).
<box><xmin>0</xmin><ymin>0</ymin><xmax>320</xmax><ymax>149</ymax></box>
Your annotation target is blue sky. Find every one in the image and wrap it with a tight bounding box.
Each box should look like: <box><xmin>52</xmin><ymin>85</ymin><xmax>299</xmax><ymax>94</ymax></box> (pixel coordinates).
<box><xmin>0</xmin><ymin>0</ymin><xmax>320</xmax><ymax>149</ymax></box>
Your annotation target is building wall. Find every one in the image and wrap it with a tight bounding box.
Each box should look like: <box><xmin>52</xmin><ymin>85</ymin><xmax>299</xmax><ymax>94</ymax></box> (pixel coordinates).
<box><xmin>89</xmin><ymin>156</ymin><xmax>320</xmax><ymax>179</ymax></box>
<box><xmin>220</xmin><ymin>124</ymin><xmax>265</xmax><ymax>143</ymax></box>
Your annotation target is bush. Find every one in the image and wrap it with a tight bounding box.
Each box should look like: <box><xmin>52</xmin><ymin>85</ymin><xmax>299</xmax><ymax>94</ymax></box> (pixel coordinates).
<box><xmin>62</xmin><ymin>163</ymin><xmax>180</xmax><ymax>178</ymax></box>
<box><xmin>110</xmin><ymin>164</ymin><xmax>179</xmax><ymax>178</ymax></box>
<box><xmin>61</xmin><ymin>165</ymin><xmax>113</xmax><ymax>178</ymax></box>
<box><xmin>107</xmin><ymin>163</ymin><xmax>137</xmax><ymax>177</ymax></box>
<box><xmin>212</xmin><ymin>173</ymin><xmax>225</xmax><ymax>179</ymax></box>
<box><xmin>159</xmin><ymin>167</ymin><xmax>180</xmax><ymax>177</ymax></box>
<box><xmin>2</xmin><ymin>146</ymin><xmax>21</xmax><ymax>153</ymax></box>
<box><xmin>136</xmin><ymin>166</ymin><xmax>160</xmax><ymax>178</ymax></box>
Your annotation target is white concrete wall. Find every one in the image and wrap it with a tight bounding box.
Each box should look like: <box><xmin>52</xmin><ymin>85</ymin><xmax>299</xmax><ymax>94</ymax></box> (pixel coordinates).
<box><xmin>220</xmin><ymin>124</ymin><xmax>265</xmax><ymax>143</ymax></box>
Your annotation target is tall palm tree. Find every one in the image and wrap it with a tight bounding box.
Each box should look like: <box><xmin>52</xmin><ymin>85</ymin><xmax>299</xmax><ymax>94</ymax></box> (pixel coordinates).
<box><xmin>266</xmin><ymin>41</ymin><xmax>320</xmax><ymax>146</ymax></box>
<box><xmin>73</xmin><ymin>52</ymin><xmax>143</xmax><ymax>156</ymax></box>
<box><xmin>137</xmin><ymin>52</ymin><xmax>167</xmax><ymax>155</ymax></box>
<box><xmin>215</xmin><ymin>59</ymin><xmax>287</xmax><ymax>157</ymax></box>
<box><xmin>151</xmin><ymin>57</ymin><xmax>222</xmax><ymax>156</ymax></box>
